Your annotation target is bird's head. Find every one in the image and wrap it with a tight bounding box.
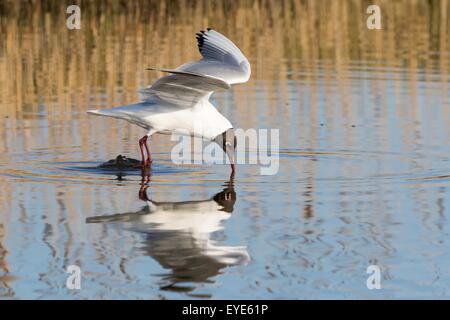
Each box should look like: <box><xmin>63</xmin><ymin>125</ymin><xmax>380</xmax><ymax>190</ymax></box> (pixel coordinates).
<box><xmin>214</xmin><ymin>128</ymin><xmax>237</xmax><ymax>175</ymax></box>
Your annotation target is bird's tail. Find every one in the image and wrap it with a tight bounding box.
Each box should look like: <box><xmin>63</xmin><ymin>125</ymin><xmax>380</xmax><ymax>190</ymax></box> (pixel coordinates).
<box><xmin>87</xmin><ymin>103</ymin><xmax>147</xmax><ymax>121</ymax></box>
<box><xmin>87</xmin><ymin>108</ymin><xmax>126</xmax><ymax>120</ymax></box>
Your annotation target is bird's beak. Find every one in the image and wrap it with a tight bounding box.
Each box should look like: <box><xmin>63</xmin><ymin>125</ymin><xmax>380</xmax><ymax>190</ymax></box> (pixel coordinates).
<box><xmin>226</xmin><ymin>146</ymin><xmax>236</xmax><ymax>175</ymax></box>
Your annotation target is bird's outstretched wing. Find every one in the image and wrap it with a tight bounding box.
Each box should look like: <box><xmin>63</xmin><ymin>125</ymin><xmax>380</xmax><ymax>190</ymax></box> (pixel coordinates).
<box><xmin>88</xmin><ymin>29</ymin><xmax>251</xmax><ymax>119</ymax></box>
<box><xmin>143</xmin><ymin>28</ymin><xmax>251</xmax><ymax>107</ymax></box>
<box><xmin>87</xmin><ymin>70</ymin><xmax>229</xmax><ymax>120</ymax></box>
<box><xmin>177</xmin><ymin>28</ymin><xmax>251</xmax><ymax>85</ymax></box>
<box><xmin>140</xmin><ymin>69</ymin><xmax>230</xmax><ymax>108</ymax></box>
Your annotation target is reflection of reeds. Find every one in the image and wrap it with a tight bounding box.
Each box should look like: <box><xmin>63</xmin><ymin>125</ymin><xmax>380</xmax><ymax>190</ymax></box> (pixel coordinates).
<box><xmin>0</xmin><ymin>223</ymin><xmax>14</xmax><ymax>297</ymax></box>
<box><xmin>0</xmin><ymin>0</ymin><xmax>448</xmax><ymax>158</ymax></box>
<box><xmin>0</xmin><ymin>2</ymin><xmax>448</xmax><ymax>295</ymax></box>
<box><xmin>0</xmin><ymin>0</ymin><xmax>448</xmax><ymax>118</ymax></box>
<box><xmin>0</xmin><ymin>0</ymin><xmax>447</xmax><ymax>165</ymax></box>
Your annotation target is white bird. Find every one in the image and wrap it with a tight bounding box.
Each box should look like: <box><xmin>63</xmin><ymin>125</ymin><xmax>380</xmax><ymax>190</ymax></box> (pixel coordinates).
<box><xmin>87</xmin><ymin>28</ymin><xmax>251</xmax><ymax>175</ymax></box>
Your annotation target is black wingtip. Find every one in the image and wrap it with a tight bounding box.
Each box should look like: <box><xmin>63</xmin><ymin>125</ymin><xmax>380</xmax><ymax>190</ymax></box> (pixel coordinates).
<box><xmin>196</xmin><ymin>28</ymin><xmax>213</xmax><ymax>54</ymax></box>
<box><xmin>196</xmin><ymin>30</ymin><xmax>207</xmax><ymax>53</ymax></box>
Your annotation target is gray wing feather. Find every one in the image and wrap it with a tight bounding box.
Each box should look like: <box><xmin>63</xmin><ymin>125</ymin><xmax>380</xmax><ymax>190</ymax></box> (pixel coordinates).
<box><xmin>140</xmin><ymin>70</ymin><xmax>229</xmax><ymax>108</ymax></box>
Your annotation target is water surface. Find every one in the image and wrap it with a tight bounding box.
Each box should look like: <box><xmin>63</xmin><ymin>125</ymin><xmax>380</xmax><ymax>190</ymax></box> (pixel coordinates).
<box><xmin>1</xmin><ymin>0</ymin><xmax>450</xmax><ymax>299</ymax></box>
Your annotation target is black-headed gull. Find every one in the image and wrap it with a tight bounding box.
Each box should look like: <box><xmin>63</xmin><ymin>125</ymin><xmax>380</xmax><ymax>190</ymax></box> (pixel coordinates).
<box><xmin>87</xmin><ymin>28</ymin><xmax>251</xmax><ymax>175</ymax></box>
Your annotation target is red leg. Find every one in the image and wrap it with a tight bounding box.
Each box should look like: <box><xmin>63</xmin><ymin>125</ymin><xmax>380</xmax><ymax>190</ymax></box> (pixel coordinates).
<box><xmin>138</xmin><ymin>135</ymin><xmax>153</xmax><ymax>168</ymax></box>
<box><xmin>143</xmin><ymin>136</ymin><xmax>152</xmax><ymax>165</ymax></box>
<box><xmin>139</xmin><ymin>136</ymin><xmax>148</xmax><ymax>167</ymax></box>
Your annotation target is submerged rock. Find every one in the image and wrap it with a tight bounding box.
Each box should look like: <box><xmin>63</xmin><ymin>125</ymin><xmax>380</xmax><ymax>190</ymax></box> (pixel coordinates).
<box><xmin>98</xmin><ymin>155</ymin><xmax>141</xmax><ymax>169</ymax></box>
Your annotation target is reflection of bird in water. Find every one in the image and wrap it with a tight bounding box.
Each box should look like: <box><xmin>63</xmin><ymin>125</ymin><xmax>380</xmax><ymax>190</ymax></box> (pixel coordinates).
<box><xmin>86</xmin><ymin>175</ymin><xmax>250</xmax><ymax>293</ymax></box>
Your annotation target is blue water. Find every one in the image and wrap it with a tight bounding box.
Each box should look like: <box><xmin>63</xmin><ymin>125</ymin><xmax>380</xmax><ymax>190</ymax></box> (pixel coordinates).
<box><xmin>1</xmin><ymin>1</ymin><xmax>450</xmax><ymax>298</ymax></box>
